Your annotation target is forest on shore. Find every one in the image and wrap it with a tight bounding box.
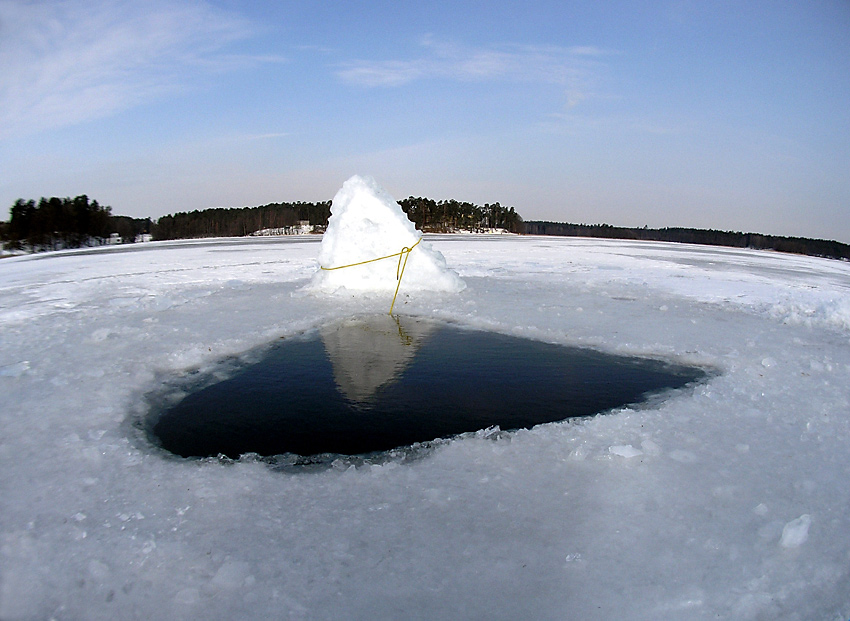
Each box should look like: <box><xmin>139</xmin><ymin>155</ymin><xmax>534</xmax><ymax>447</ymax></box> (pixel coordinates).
<box><xmin>0</xmin><ymin>196</ymin><xmax>153</xmax><ymax>251</ymax></box>
<box><xmin>523</xmin><ymin>221</ymin><xmax>850</xmax><ymax>261</ymax></box>
<box><xmin>151</xmin><ymin>197</ymin><xmax>523</xmax><ymax>239</ymax></box>
<box><xmin>1</xmin><ymin>195</ymin><xmax>523</xmax><ymax>250</ymax></box>
<box><xmin>2</xmin><ymin>195</ymin><xmax>848</xmax><ymax>262</ymax></box>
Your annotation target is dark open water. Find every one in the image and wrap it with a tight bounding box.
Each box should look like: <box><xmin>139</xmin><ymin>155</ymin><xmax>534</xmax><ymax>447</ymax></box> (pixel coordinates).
<box><xmin>149</xmin><ymin>316</ymin><xmax>707</xmax><ymax>460</ymax></box>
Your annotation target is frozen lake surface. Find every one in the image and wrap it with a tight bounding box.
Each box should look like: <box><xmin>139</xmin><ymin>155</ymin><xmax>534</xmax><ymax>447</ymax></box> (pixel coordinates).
<box><xmin>1</xmin><ymin>235</ymin><xmax>849</xmax><ymax>620</ymax></box>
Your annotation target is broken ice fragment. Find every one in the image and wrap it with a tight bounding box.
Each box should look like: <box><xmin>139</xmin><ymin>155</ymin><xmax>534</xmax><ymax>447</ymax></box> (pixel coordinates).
<box><xmin>779</xmin><ymin>514</ymin><xmax>811</xmax><ymax>548</ymax></box>
<box><xmin>609</xmin><ymin>444</ymin><xmax>643</xmax><ymax>458</ymax></box>
<box><xmin>0</xmin><ymin>361</ymin><xmax>30</xmax><ymax>377</ymax></box>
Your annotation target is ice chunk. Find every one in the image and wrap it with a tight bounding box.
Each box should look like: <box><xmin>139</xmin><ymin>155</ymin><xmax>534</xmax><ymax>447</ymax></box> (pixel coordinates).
<box><xmin>211</xmin><ymin>561</ymin><xmax>252</xmax><ymax>589</ymax></box>
<box><xmin>609</xmin><ymin>444</ymin><xmax>643</xmax><ymax>458</ymax></box>
<box><xmin>0</xmin><ymin>361</ymin><xmax>30</xmax><ymax>377</ymax></box>
<box><xmin>640</xmin><ymin>439</ymin><xmax>661</xmax><ymax>456</ymax></box>
<box><xmin>669</xmin><ymin>449</ymin><xmax>698</xmax><ymax>463</ymax></box>
<box><xmin>310</xmin><ymin>175</ymin><xmax>465</xmax><ymax>294</ymax></box>
<box><xmin>90</xmin><ymin>328</ymin><xmax>114</xmax><ymax>342</ymax></box>
<box><xmin>175</xmin><ymin>587</ymin><xmax>200</xmax><ymax>605</ymax></box>
<box><xmin>780</xmin><ymin>514</ymin><xmax>811</xmax><ymax>548</ymax></box>
<box><xmin>87</xmin><ymin>559</ymin><xmax>110</xmax><ymax>580</ymax></box>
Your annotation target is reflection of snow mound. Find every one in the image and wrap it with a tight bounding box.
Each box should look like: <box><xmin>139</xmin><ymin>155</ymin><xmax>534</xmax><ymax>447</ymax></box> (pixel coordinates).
<box><xmin>311</xmin><ymin>175</ymin><xmax>465</xmax><ymax>293</ymax></box>
<box><xmin>320</xmin><ymin>315</ymin><xmax>436</xmax><ymax>404</ymax></box>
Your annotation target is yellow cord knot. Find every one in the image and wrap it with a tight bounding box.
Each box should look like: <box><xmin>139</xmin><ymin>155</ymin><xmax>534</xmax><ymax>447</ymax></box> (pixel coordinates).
<box><xmin>319</xmin><ymin>237</ymin><xmax>422</xmax><ymax>315</ymax></box>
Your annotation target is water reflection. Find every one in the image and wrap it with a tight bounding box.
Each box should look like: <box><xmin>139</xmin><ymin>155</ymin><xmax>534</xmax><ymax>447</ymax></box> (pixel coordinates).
<box><xmin>320</xmin><ymin>315</ymin><xmax>436</xmax><ymax>405</ymax></box>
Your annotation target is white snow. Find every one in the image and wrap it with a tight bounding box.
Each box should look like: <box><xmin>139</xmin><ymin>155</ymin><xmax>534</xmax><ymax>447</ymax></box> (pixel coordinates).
<box><xmin>310</xmin><ymin>175</ymin><xmax>465</xmax><ymax>294</ymax></box>
<box><xmin>1</xmin><ymin>235</ymin><xmax>850</xmax><ymax>620</ymax></box>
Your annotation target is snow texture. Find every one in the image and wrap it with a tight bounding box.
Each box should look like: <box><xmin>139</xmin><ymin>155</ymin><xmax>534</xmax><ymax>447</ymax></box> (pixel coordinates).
<box><xmin>310</xmin><ymin>175</ymin><xmax>465</xmax><ymax>294</ymax></box>
<box><xmin>1</xmin><ymin>235</ymin><xmax>850</xmax><ymax>620</ymax></box>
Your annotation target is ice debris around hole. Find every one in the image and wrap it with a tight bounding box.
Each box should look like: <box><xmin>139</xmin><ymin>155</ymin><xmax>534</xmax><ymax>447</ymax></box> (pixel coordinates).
<box><xmin>309</xmin><ymin>175</ymin><xmax>465</xmax><ymax>294</ymax></box>
<box><xmin>0</xmin><ymin>361</ymin><xmax>30</xmax><ymax>377</ymax></box>
<box><xmin>210</xmin><ymin>561</ymin><xmax>254</xmax><ymax>589</ymax></box>
<box><xmin>780</xmin><ymin>514</ymin><xmax>812</xmax><ymax>548</ymax></box>
<box><xmin>609</xmin><ymin>444</ymin><xmax>643</xmax><ymax>459</ymax></box>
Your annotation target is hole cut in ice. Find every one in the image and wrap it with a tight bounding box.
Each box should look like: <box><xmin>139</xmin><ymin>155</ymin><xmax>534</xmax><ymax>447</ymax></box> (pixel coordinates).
<box><xmin>147</xmin><ymin>316</ymin><xmax>708</xmax><ymax>461</ymax></box>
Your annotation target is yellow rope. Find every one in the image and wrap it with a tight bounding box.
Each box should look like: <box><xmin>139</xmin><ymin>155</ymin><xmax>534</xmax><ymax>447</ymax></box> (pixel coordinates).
<box><xmin>320</xmin><ymin>237</ymin><xmax>422</xmax><ymax>315</ymax></box>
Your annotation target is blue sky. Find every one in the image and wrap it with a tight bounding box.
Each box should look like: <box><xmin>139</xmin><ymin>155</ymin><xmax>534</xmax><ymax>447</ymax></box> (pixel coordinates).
<box><xmin>1</xmin><ymin>0</ymin><xmax>848</xmax><ymax>242</ymax></box>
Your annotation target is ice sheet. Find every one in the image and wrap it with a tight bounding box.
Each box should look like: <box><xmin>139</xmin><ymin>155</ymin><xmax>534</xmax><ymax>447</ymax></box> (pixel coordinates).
<box><xmin>1</xmin><ymin>235</ymin><xmax>849</xmax><ymax>620</ymax></box>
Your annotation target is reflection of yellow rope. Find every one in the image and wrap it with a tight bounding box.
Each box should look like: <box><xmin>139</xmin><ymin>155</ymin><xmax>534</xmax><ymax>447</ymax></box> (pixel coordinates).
<box><xmin>320</xmin><ymin>237</ymin><xmax>422</xmax><ymax>315</ymax></box>
<box><xmin>391</xmin><ymin>313</ymin><xmax>413</xmax><ymax>346</ymax></box>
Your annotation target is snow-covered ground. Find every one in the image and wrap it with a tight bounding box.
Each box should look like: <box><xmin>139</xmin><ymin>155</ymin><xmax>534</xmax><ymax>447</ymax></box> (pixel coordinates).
<box><xmin>1</xmin><ymin>235</ymin><xmax>849</xmax><ymax>620</ymax></box>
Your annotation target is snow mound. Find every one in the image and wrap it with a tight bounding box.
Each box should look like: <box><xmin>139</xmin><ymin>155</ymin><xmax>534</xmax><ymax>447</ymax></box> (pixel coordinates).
<box><xmin>310</xmin><ymin>175</ymin><xmax>465</xmax><ymax>293</ymax></box>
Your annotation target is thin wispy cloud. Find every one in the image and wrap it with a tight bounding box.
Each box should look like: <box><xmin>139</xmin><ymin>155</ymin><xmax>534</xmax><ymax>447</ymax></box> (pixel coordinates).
<box><xmin>242</xmin><ymin>132</ymin><xmax>290</xmax><ymax>141</ymax></box>
<box><xmin>295</xmin><ymin>44</ymin><xmax>336</xmax><ymax>55</ymax></box>
<box><xmin>0</xmin><ymin>0</ymin><xmax>267</xmax><ymax>139</ymax></box>
<box><xmin>568</xmin><ymin>46</ymin><xmax>608</xmax><ymax>57</ymax></box>
<box><xmin>335</xmin><ymin>37</ymin><xmax>610</xmax><ymax>117</ymax></box>
<box><xmin>336</xmin><ymin>37</ymin><xmax>609</xmax><ymax>90</ymax></box>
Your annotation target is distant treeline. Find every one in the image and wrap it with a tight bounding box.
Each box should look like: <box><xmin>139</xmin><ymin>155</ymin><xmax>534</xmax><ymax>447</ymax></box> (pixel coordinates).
<box><xmin>1</xmin><ymin>196</ymin><xmax>151</xmax><ymax>251</ymax></box>
<box><xmin>398</xmin><ymin>197</ymin><xmax>523</xmax><ymax>233</ymax></box>
<box><xmin>523</xmin><ymin>221</ymin><xmax>850</xmax><ymax>261</ymax></box>
<box><xmin>139</xmin><ymin>197</ymin><xmax>523</xmax><ymax>240</ymax></box>
<box><xmin>151</xmin><ymin>202</ymin><xmax>332</xmax><ymax>240</ymax></box>
<box><xmin>0</xmin><ymin>198</ymin><xmax>330</xmax><ymax>249</ymax></box>
<box><xmin>7</xmin><ymin>195</ymin><xmax>846</xmax><ymax>262</ymax></box>
<box><xmin>1</xmin><ymin>195</ymin><xmax>523</xmax><ymax>251</ymax></box>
